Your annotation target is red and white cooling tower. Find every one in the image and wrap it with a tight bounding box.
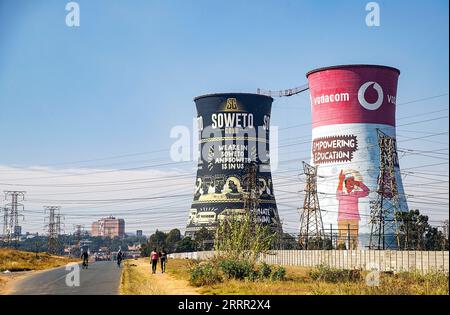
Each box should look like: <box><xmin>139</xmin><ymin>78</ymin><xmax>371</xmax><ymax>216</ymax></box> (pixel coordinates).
<box><xmin>306</xmin><ymin>64</ymin><xmax>409</xmax><ymax>249</ymax></box>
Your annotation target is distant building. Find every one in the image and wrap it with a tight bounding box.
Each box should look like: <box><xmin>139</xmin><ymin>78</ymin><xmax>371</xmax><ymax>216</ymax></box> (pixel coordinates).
<box><xmin>25</xmin><ymin>232</ymin><xmax>39</xmax><ymax>239</ymax></box>
<box><xmin>91</xmin><ymin>216</ymin><xmax>125</xmax><ymax>238</ymax></box>
<box><xmin>128</xmin><ymin>244</ymin><xmax>141</xmax><ymax>251</ymax></box>
<box><xmin>136</xmin><ymin>230</ymin><xmax>143</xmax><ymax>237</ymax></box>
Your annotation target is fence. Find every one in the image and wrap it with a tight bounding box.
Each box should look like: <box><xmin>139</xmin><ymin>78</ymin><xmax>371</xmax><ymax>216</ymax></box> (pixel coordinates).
<box><xmin>168</xmin><ymin>250</ymin><xmax>449</xmax><ymax>274</ymax></box>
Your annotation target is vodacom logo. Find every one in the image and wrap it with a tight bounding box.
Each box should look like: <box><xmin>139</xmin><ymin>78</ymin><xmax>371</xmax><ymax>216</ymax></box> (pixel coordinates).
<box><xmin>358</xmin><ymin>81</ymin><xmax>384</xmax><ymax>110</ymax></box>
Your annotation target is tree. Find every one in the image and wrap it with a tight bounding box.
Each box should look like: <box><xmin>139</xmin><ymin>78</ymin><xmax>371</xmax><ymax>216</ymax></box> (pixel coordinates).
<box><xmin>194</xmin><ymin>227</ymin><xmax>215</xmax><ymax>251</ymax></box>
<box><xmin>425</xmin><ymin>227</ymin><xmax>448</xmax><ymax>251</ymax></box>
<box><xmin>280</xmin><ymin>233</ymin><xmax>299</xmax><ymax>250</ymax></box>
<box><xmin>165</xmin><ymin>229</ymin><xmax>182</xmax><ymax>252</ymax></box>
<box><xmin>140</xmin><ymin>242</ymin><xmax>151</xmax><ymax>257</ymax></box>
<box><xmin>140</xmin><ymin>229</ymin><xmax>194</xmax><ymax>256</ymax></box>
<box><xmin>147</xmin><ymin>230</ymin><xmax>167</xmax><ymax>250</ymax></box>
<box><xmin>396</xmin><ymin>209</ymin><xmax>448</xmax><ymax>250</ymax></box>
<box><xmin>176</xmin><ymin>237</ymin><xmax>196</xmax><ymax>252</ymax></box>
<box><xmin>302</xmin><ymin>237</ymin><xmax>332</xmax><ymax>250</ymax></box>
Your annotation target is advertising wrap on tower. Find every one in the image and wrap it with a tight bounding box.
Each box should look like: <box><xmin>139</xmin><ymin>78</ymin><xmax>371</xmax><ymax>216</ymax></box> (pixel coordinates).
<box><xmin>185</xmin><ymin>93</ymin><xmax>281</xmax><ymax>237</ymax></box>
<box><xmin>306</xmin><ymin>65</ymin><xmax>408</xmax><ymax>249</ymax></box>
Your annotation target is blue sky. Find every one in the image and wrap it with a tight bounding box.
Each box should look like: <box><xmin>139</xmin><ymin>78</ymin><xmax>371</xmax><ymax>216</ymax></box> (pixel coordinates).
<box><xmin>0</xmin><ymin>0</ymin><xmax>448</xmax><ymax>234</ymax></box>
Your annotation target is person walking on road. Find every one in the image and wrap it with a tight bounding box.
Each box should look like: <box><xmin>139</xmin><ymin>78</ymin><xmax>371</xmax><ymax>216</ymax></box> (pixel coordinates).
<box><xmin>150</xmin><ymin>248</ymin><xmax>158</xmax><ymax>274</ymax></box>
<box><xmin>160</xmin><ymin>248</ymin><xmax>167</xmax><ymax>273</ymax></box>
<box><xmin>117</xmin><ymin>249</ymin><xmax>124</xmax><ymax>268</ymax></box>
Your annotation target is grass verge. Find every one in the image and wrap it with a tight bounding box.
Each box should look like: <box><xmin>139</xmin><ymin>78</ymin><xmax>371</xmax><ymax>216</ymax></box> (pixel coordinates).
<box><xmin>0</xmin><ymin>248</ymin><xmax>77</xmax><ymax>272</ymax></box>
<box><xmin>120</xmin><ymin>258</ymin><xmax>198</xmax><ymax>295</ymax></box>
<box><xmin>120</xmin><ymin>259</ymin><xmax>164</xmax><ymax>294</ymax></box>
<box><xmin>168</xmin><ymin>258</ymin><xmax>449</xmax><ymax>295</ymax></box>
<box><xmin>0</xmin><ymin>248</ymin><xmax>78</xmax><ymax>294</ymax></box>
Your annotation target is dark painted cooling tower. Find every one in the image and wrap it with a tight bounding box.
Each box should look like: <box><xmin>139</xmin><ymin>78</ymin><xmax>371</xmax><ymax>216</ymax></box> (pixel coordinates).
<box><xmin>185</xmin><ymin>93</ymin><xmax>281</xmax><ymax>238</ymax></box>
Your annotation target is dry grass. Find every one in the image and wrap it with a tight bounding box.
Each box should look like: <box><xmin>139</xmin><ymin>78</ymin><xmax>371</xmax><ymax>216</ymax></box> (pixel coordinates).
<box><xmin>120</xmin><ymin>259</ymin><xmax>163</xmax><ymax>294</ymax></box>
<box><xmin>0</xmin><ymin>248</ymin><xmax>78</xmax><ymax>294</ymax></box>
<box><xmin>166</xmin><ymin>258</ymin><xmax>196</xmax><ymax>280</ymax></box>
<box><xmin>0</xmin><ymin>248</ymin><xmax>77</xmax><ymax>272</ymax></box>
<box><xmin>120</xmin><ymin>258</ymin><xmax>199</xmax><ymax>295</ymax></box>
<box><xmin>167</xmin><ymin>258</ymin><xmax>449</xmax><ymax>295</ymax></box>
<box><xmin>318</xmin><ymin>272</ymin><xmax>449</xmax><ymax>295</ymax></box>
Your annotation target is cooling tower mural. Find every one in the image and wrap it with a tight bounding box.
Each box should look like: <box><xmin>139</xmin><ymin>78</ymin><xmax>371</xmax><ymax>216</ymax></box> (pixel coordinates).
<box><xmin>306</xmin><ymin>65</ymin><xmax>409</xmax><ymax>249</ymax></box>
<box><xmin>185</xmin><ymin>93</ymin><xmax>281</xmax><ymax>237</ymax></box>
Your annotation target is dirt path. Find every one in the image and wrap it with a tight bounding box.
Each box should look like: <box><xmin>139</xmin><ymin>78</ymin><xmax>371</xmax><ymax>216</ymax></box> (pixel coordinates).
<box><xmin>121</xmin><ymin>259</ymin><xmax>199</xmax><ymax>295</ymax></box>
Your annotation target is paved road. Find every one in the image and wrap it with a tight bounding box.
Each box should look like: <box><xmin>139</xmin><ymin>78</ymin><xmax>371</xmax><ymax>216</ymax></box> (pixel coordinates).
<box><xmin>10</xmin><ymin>261</ymin><xmax>122</xmax><ymax>295</ymax></box>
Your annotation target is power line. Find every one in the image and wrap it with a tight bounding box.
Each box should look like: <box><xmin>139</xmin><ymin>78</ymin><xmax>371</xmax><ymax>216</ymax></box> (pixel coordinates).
<box><xmin>1</xmin><ymin>98</ymin><xmax>448</xmax><ymax>181</ymax></box>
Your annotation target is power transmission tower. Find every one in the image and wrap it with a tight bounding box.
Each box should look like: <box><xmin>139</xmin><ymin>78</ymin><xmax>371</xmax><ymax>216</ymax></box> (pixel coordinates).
<box><xmin>69</xmin><ymin>224</ymin><xmax>84</xmax><ymax>257</ymax></box>
<box><xmin>244</xmin><ymin>162</ymin><xmax>282</xmax><ymax>246</ymax></box>
<box><xmin>298</xmin><ymin>162</ymin><xmax>324</xmax><ymax>250</ymax></box>
<box><xmin>443</xmin><ymin>220</ymin><xmax>449</xmax><ymax>250</ymax></box>
<box><xmin>45</xmin><ymin>206</ymin><xmax>62</xmax><ymax>254</ymax></box>
<box><xmin>369</xmin><ymin>130</ymin><xmax>402</xmax><ymax>250</ymax></box>
<box><xmin>74</xmin><ymin>224</ymin><xmax>84</xmax><ymax>244</ymax></box>
<box><xmin>243</xmin><ymin>162</ymin><xmax>283</xmax><ymax>247</ymax></box>
<box><xmin>4</xmin><ymin>191</ymin><xmax>26</xmax><ymax>246</ymax></box>
<box><xmin>2</xmin><ymin>207</ymin><xmax>8</xmax><ymax>238</ymax></box>
<box><xmin>243</xmin><ymin>162</ymin><xmax>259</xmax><ymax>219</ymax></box>
<box><xmin>56</xmin><ymin>211</ymin><xmax>65</xmax><ymax>236</ymax></box>
<box><xmin>444</xmin><ymin>220</ymin><xmax>449</xmax><ymax>242</ymax></box>
<box><xmin>56</xmin><ymin>211</ymin><xmax>65</xmax><ymax>254</ymax></box>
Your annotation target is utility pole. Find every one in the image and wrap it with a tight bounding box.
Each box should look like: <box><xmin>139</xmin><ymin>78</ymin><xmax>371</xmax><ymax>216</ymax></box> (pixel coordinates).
<box><xmin>243</xmin><ymin>162</ymin><xmax>283</xmax><ymax>247</ymax></box>
<box><xmin>56</xmin><ymin>210</ymin><xmax>65</xmax><ymax>252</ymax></box>
<box><xmin>444</xmin><ymin>220</ymin><xmax>449</xmax><ymax>242</ymax></box>
<box><xmin>369</xmin><ymin>130</ymin><xmax>403</xmax><ymax>250</ymax></box>
<box><xmin>4</xmin><ymin>191</ymin><xmax>26</xmax><ymax>246</ymax></box>
<box><xmin>443</xmin><ymin>220</ymin><xmax>449</xmax><ymax>250</ymax></box>
<box><xmin>243</xmin><ymin>162</ymin><xmax>259</xmax><ymax>220</ymax></box>
<box><xmin>72</xmin><ymin>224</ymin><xmax>84</xmax><ymax>257</ymax></box>
<box><xmin>45</xmin><ymin>206</ymin><xmax>62</xmax><ymax>255</ymax></box>
<box><xmin>74</xmin><ymin>224</ymin><xmax>84</xmax><ymax>244</ymax></box>
<box><xmin>298</xmin><ymin>162</ymin><xmax>324</xmax><ymax>250</ymax></box>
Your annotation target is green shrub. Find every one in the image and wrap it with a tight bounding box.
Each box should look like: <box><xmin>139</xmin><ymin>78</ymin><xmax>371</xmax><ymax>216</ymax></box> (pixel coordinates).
<box><xmin>214</xmin><ymin>210</ymin><xmax>276</xmax><ymax>263</ymax></box>
<box><xmin>309</xmin><ymin>265</ymin><xmax>362</xmax><ymax>283</ymax></box>
<box><xmin>247</xmin><ymin>269</ymin><xmax>259</xmax><ymax>281</ymax></box>
<box><xmin>189</xmin><ymin>262</ymin><xmax>223</xmax><ymax>286</ymax></box>
<box><xmin>271</xmin><ymin>266</ymin><xmax>286</xmax><ymax>281</ymax></box>
<box><xmin>336</xmin><ymin>243</ymin><xmax>347</xmax><ymax>250</ymax></box>
<box><xmin>258</xmin><ymin>262</ymin><xmax>272</xmax><ymax>279</ymax></box>
<box><xmin>189</xmin><ymin>257</ymin><xmax>289</xmax><ymax>287</ymax></box>
<box><xmin>219</xmin><ymin>258</ymin><xmax>254</xmax><ymax>280</ymax></box>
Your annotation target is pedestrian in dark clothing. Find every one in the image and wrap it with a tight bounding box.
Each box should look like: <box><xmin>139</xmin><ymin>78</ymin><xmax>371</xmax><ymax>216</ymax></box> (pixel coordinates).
<box><xmin>160</xmin><ymin>248</ymin><xmax>167</xmax><ymax>273</ymax></box>
<box><xmin>150</xmin><ymin>248</ymin><xmax>158</xmax><ymax>274</ymax></box>
<box><xmin>117</xmin><ymin>249</ymin><xmax>124</xmax><ymax>268</ymax></box>
<box><xmin>81</xmin><ymin>250</ymin><xmax>89</xmax><ymax>269</ymax></box>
